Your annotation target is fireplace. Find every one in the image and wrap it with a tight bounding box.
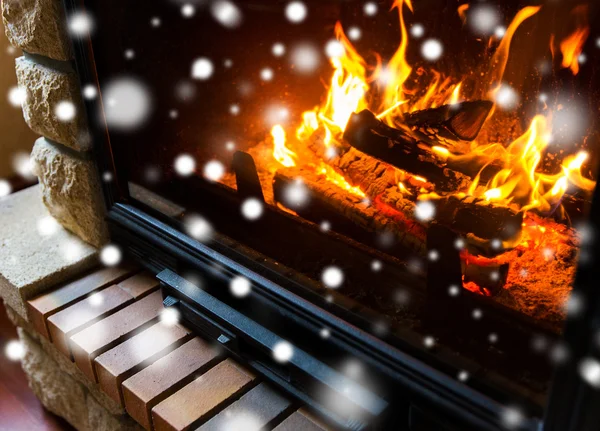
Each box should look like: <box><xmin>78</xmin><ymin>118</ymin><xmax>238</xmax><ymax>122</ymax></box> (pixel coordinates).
<box><xmin>64</xmin><ymin>0</ymin><xmax>600</xmax><ymax>429</ymax></box>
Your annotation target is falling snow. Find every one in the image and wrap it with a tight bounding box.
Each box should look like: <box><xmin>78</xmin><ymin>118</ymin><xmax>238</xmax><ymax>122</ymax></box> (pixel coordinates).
<box><xmin>469</xmin><ymin>5</ymin><xmax>501</xmax><ymax>36</ymax></box>
<box><xmin>500</xmin><ymin>406</ymin><xmax>525</xmax><ymax>430</ymax></box>
<box><xmin>184</xmin><ymin>215</ymin><xmax>213</xmax><ymax>242</ymax></box>
<box><xmin>421</xmin><ymin>39</ymin><xmax>443</xmax><ymax>61</ymax></box>
<box><xmin>363</xmin><ymin>2</ymin><xmax>378</xmax><ymax>17</ymax></box>
<box><xmin>272</xmin><ymin>43</ymin><xmax>286</xmax><ymax>57</ymax></box>
<box><xmin>0</xmin><ymin>180</ymin><xmax>12</xmax><ymax>198</ymax></box>
<box><xmin>348</xmin><ymin>27</ymin><xmax>362</xmax><ymax>41</ymax></box>
<box><xmin>192</xmin><ymin>58</ymin><xmax>214</xmax><ymax>80</ymax></box>
<box><xmin>410</xmin><ymin>24</ymin><xmax>425</xmax><ymax>38</ymax></box>
<box><xmin>100</xmin><ymin>244</ymin><xmax>122</xmax><ymax>267</ymax></box>
<box><xmin>448</xmin><ymin>285</ymin><xmax>460</xmax><ymax>297</ymax></box>
<box><xmin>37</xmin><ymin>216</ymin><xmax>60</xmax><ymax>237</ymax></box>
<box><xmin>322</xmin><ymin>266</ymin><xmax>344</xmax><ymax>289</ymax></box>
<box><xmin>181</xmin><ymin>4</ymin><xmax>196</xmax><ymax>18</ymax></box>
<box><xmin>211</xmin><ymin>0</ymin><xmax>243</xmax><ymax>28</ymax></box>
<box><xmin>8</xmin><ymin>86</ymin><xmax>26</xmax><ymax>107</ymax></box>
<box><xmin>579</xmin><ymin>357</ymin><xmax>600</xmax><ymax>388</ymax></box>
<box><xmin>160</xmin><ymin>307</ymin><xmax>180</xmax><ymax>326</ymax></box>
<box><xmin>174</xmin><ymin>154</ymin><xmax>196</xmax><ymax>176</ymax></box>
<box><xmin>230</xmin><ymin>276</ymin><xmax>252</xmax><ymax>298</ymax></box>
<box><xmin>241</xmin><ymin>198</ymin><xmax>264</xmax><ymax>220</ymax></box>
<box><xmin>103</xmin><ymin>78</ymin><xmax>152</xmax><ymax>131</ymax></box>
<box><xmin>290</xmin><ymin>43</ymin><xmax>321</xmax><ymax>74</ymax></box>
<box><xmin>414</xmin><ymin>200</ymin><xmax>436</xmax><ymax>222</ymax></box>
<box><xmin>55</xmin><ymin>101</ymin><xmax>76</xmax><ymax>122</ymax></box>
<box><xmin>83</xmin><ymin>84</ymin><xmax>98</xmax><ymax>100</ymax></box>
<box><xmin>285</xmin><ymin>1</ymin><xmax>308</xmax><ymax>23</ymax></box>
<box><xmin>282</xmin><ymin>179</ymin><xmax>310</xmax><ymax>209</ymax></box>
<box><xmin>273</xmin><ymin>341</ymin><xmax>294</xmax><ymax>363</ymax></box>
<box><xmin>203</xmin><ymin>160</ymin><xmax>226</xmax><ymax>182</ymax></box>
<box><xmin>5</xmin><ymin>340</ymin><xmax>25</xmax><ymax>361</ymax></box>
<box><xmin>428</xmin><ymin>249</ymin><xmax>440</xmax><ymax>262</ymax></box>
<box><xmin>494</xmin><ymin>84</ymin><xmax>519</xmax><ymax>110</ymax></box>
<box><xmin>68</xmin><ymin>12</ymin><xmax>94</xmax><ymax>36</ymax></box>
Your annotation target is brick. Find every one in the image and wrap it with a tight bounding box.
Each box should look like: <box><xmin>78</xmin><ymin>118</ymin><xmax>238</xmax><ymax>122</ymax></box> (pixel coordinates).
<box><xmin>117</xmin><ymin>272</ymin><xmax>159</xmax><ymax>299</ymax></box>
<box><xmin>274</xmin><ymin>410</ymin><xmax>332</xmax><ymax>431</ymax></box>
<box><xmin>31</xmin><ymin>138</ymin><xmax>109</xmax><ymax>247</ymax></box>
<box><xmin>1</xmin><ymin>0</ymin><xmax>73</xmax><ymax>61</ymax></box>
<box><xmin>197</xmin><ymin>383</ymin><xmax>292</xmax><ymax>431</ymax></box>
<box><xmin>27</xmin><ymin>265</ymin><xmax>136</xmax><ymax>339</ymax></box>
<box><xmin>47</xmin><ymin>284</ymin><xmax>134</xmax><ymax>358</ymax></box>
<box><xmin>94</xmin><ymin>322</ymin><xmax>192</xmax><ymax>405</ymax></box>
<box><xmin>123</xmin><ymin>338</ymin><xmax>221</xmax><ymax>430</ymax></box>
<box><xmin>0</xmin><ymin>185</ymin><xmax>97</xmax><ymax>321</ymax></box>
<box><xmin>70</xmin><ymin>290</ymin><xmax>164</xmax><ymax>382</ymax></box>
<box><xmin>152</xmin><ymin>359</ymin><xmax>255</xmax><ymax>431</ymax></box>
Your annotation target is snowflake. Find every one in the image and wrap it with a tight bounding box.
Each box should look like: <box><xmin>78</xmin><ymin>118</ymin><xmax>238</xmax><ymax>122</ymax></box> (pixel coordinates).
<box><xmin>283</xmin><ymin>179</ymin><xmax>310</xmax><ymax>208</ymax></box>
<box><xmin>579</xmin><ymin>358</ymin><xmax>600</xmax><ymax>388</ymax></box>
<box><xmin>100</xmin><ymin>245</ymin><xmax>122</xmax><ymax>267</ymax></box>
<box><xmin>124</xmin><ymin>49</ymin><xmax>135</xmax><ymax>60</ymax></box>
<box><xmin>348</xmin><ymin>27</ymin><xmax>362</xmax><ymax>41</ymax></box>
<box><xmin>494</xmin><ymin>84</ymin><xmax>519</xmax><ymax>110</ymax></box>
<box><xmin>55</xmin><ymin>101</ymin><xmax>76</xmax><ymax>122</ymax></box>
<box><xmin>469</xmin><ymin>5</ymin><xmax>501</xmax><ymax>36</ymax></box>
<box><xmin>320</xmin><ymin>221</ymin><xmax>331</xmax><ymax>232</ymax></box>
<box><xmin>260</xmin><ymin>68</ymin><xmax>274</xmax><ymax>81</ymax></box>
<box><xmin>160</xmin><ymin>307</ymin><xmax>180</xmax><ymax>326</ymax></box>
<box><xmin>285</xmin><ymin>1</ymin><xmax>308</xmax><ymax>23</ymax></box>
<box><xmin>150</xmin><ymin>17</ymin><xmax>161</xmax><ymax>27</ymax></box>
<box><xmin>174</xmin><ymin>154</ymin><xmax>196</xmax><ymax>176</ymax></box>
<box><xmin>203</xmin><ymin>160</ymin><xmax>225</xmax><ymax>182</ymax></box>
<box><xmin>272</xmin><ymin>43</ymin><xmax>286</xmax><ymax>57</ymax></box>
<box><xmin>500</xmin><ymin>406</ymin><xmax>525</xmax><ymax>430</ymax></box>
<box><xmin>5</xmin><ymin>340</ymin><xmax>25</xmax><ymax>361</ymax></box>
<box><xmin>371</xmin><ymin>260</ymin><xmax>382</xmax><ymax>272</ymax></box>
<box><xmin>322</xmin><ymin>266</ymin><xmax>344</xmax><ymax>289</ymax></box>
<box><xmin>454</xmin><ymin>238</ymin><xmax>465</xmax><ymax>250</ymax></box>
<box><xmin>325</xmin><ymin>40</ymin><xmax>345</xmax><ymax>58</ymax></box>
<box><xmin>83</xmin><ymin>84</ymin><xmax>97</xmax><ymax>100</ymax></box>
<box><xmin>8</xmin><ymin>86</ymin><xmax>26</xmax><ymax>107</ymax></box>
<box><xmin>458</xmin><ymin>370</ymin><xmax>469</xmax><ymax>382</ymax></box>
<box><xmin>230</xmin><ymin>276</ymin><xmax>252</xmax><ymax>298</ymax></box>
<box><xmin>89</xmin><ymin>292</ymin><xmax>104</xmax><ymax>307</ymax></box>
<box><xmin>68</xmin><ymin>12</ymin><xmax>94</xmax><ymax>36</ymax></box>
<box><xmin>421</xmin><ymin>39</ymin><xmax>443</xmax><ymax>61</ymax></box>
<box><xmin>230</xmin><ymin>104</ymin><xmax>241</xmax><ymax>115</ymax></box>
<box><xmin>184</xmin><ymin>215</ymin><xmax>213</xmax><ymax>242</ymax></box>
<box><xmin>414</xmin><ymin>200</ymin><xmax>436</xmax><ymax>222</ymax></box>
<box><xmin>428</xmin><ymin>249</ymin><xmax>440</xmax><ymax>262</ymax></box>
<box><xmin>103</xmin><ymin>78</ymin><xmax>152</xmax><ymax>131</ymax></box>
<box><xmin>211</xmin><ymin>0</ymin><xmax>243</xmax><ymax>28</ymax></box>
<box><xmin>241</xmin><ymin>198</ymin><xmax>264</xmax><ymax>221</ymax></box>
<box><xmin>320</xmin><ymin>328</ymin><xmax>331</xmax><ymax>339</ymax></box>
<box><xmin>191</xmin><ymin>58</ymin><xmax>214</xmax><ymax>80</ymax></box>
<box><xmin>410</xmin><ymin>24</ymin><xmax>425</xmax><ymax>38</ymax></box>
<box><xmin>272</xmin><ymin>341</ymin><xmax>294</xmax><ymax>363</ymax></box>
<box><xmin>290</xmin><ymin>43</ymin><xmax>321</xmax><ymax>74</ymax></box>
<box><xmin>36</xmin><ymin>216</ymin><xmax>60</xmax><ymax>237</ymax></box>
<box><xmin>363</xmin><ymin>2</ymin><xmax>378</xmax><ymax>16</ymax></box>
<box><xmin>423</xmin><ymin>336</ymin><xmax>435</xmax><ymax>348</ymax></box>
<box><xmin>181</xmin><ymin>4</ymin><xmax>196</xmax><ymax>18</ymax></box>
<box><xmin>448</xmin><ymin>285</ymin><xmax>460</xmax><ymax>297</ymax></box>
<box><xmin>472</xmin><ymin>308</ymin><xmax>483</xmax><ymax>320</ymax></box>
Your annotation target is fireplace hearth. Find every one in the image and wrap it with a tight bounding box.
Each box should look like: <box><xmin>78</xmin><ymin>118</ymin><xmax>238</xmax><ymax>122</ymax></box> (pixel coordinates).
<box><xmin>57</xmin><ymin>0</ymin><xmax>600</xmax><ymax>429</ymax></box>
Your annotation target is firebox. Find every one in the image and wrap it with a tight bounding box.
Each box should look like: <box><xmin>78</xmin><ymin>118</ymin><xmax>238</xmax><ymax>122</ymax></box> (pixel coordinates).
<box><xmin>65</xmin><ymin>0</ymin><xmax>600</xmax><ymax>429</ymax></box>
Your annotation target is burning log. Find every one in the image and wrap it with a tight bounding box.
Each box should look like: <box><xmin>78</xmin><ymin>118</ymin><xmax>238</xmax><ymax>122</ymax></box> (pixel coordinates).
<box><xmin>343</xmin><ymin>110</ymin><xmax>472</xmax><ymax>192</ymax></box>
<box><xmin>402</xmin><ymin>100</ymin><xmax>494</xmax><ymax>142</ymax></box>
<box><xmin>272</xmin><ymin>166</ymin><xmax>427</xmax><ymax>255</ymax></box>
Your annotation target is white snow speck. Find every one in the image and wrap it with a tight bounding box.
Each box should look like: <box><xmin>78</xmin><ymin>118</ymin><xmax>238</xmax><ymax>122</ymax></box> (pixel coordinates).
<box><xmin>68</xmin><ymin>12</ymin><xmax>94</xmax><ymax>36</ymax></box>
<box><xmin>320</xmin><ymin>328</ymin><xmax>331</xmax><ymax>339</ymax></box>
<box><xmin>424</xmin><ymin>336</ymin><xmax>435</xmax><ymax>348</ymax></box>
<box><xmin>472</xmin><ymin>308</ymin><xmax>483</xmax><ymax>320</ymax></box>
<box><xmin>241</xmin><ymin>198</ymin><xmax>264</xmax><ymax>220</ymax></box>
<box><xmin>184</xmin><ymin>215</ymin><xmax>213</xmax><ymax>242</ymax></box>
<box><xmin>224</xmin><ymin>58</ymin><xmax>234</xmax><ymax>68</ymax></box>
<box><xmin>230</xmin><ymin>276</ymin><xmax>252</xmax><ymax>298</ymax></box>
<box><xmin>285</xmin><ymin>1</ymin><xmax>307</xmax><ymax>23</ymax></box>
<box><xmin>150</xmin><ymin>17</ymin><xmax>161</xmax><ymax>27</ymax></box>
<box><xmin>448</xmin><ymin>285</ymin><xmax>460</xmax><ymax>297</ymax></box>
<box><xmin>102</xmin><ymin>172</ymin><xmax>113</xmax><ymax>182</ymax></box>
<box><xmin>320</xmin><ymin>221</ymin><xmax>331</xmax><ymax>232</ymax></box>
<box><xmin>103</xmin><ymin>78</ymin><xmax>152</xmax><ymax>131</ymax></box>
<box><xmin>454</xmin><ymin>238</ymin><xmax>465</xmax><ymax>250</ymax></box>
<box><xmin>169</xmin><ymin>109</ymin><xmax>179</xmax><ymax>119</ymax></box>
<box><xmin>12</xmin><ymin>152</ymin><xmax>34</xmax><ymax>179</ymax></box>
<box><xmin>490</xmin><ymin>238</ymin><xmax>503</xmax><ymax>250</ymax></box>
<box><xmin>211</xmin><ymin>0</ymin><xmax>243</xmax><ymax>28</ymax></box>
<box><xmin>124</xmin><ymin>49</ymin><xmax>135</xmax><ymax>60</ymax></box>
<box><xmin>273</xmin><ymin>341</ymin><xmax>294</xmax><ymax>363</ymax></box>
<box><xmin>414</xmin><ymin>200</ymin><xmax>436</xmax><ymax>222</ymax></box>
<box><xmin>0</xmin><ymin>180</ymin><xmax>12</xmax><ymax>198</ymax></box>
<box><xmin>566</xmin><ymin>292</ymin><xmax>585</xmax><ymax>317</ymax></box>
<box><xmin>410</xmin><ymin>24</ymin><xmax>425</xmax><ymax>38</ymax></box>
<box><xmin>100</xmin><ymin>245</ymin><xmax>122</xmax><ymax>267</ymax></box>
<box><xmin>192</xmin><ymin>58</ymin><xmax>214</xmax><ymax>80</ymax></box>
<box><xmin>283</xmin><ymin>179</ymin><xmax>310</xmax><ymax>209</ymax></box>
<box><xmin>494</xmin><ymin>84</ymin><xmax>519</xmax><ymax>110</ymax></box>
<box><xmin>83</xmin><ymin>84</ymin><xmax>97</xmax><ymax>100</ymax></box>
<box><xmin>8</xmin><ymin>86</ymin><xmax>26</xmax><ymax>107</ymax></box>
<box><xmin>469</xmin><ymin>5</ymin><xmax>501</xmax><ymax>36</ymax></box>
<box><xmin>428</xmin><ymin>249</ymin><xmax>440</xmax><ymax>262</ymax></box>
<box><xmin>290</xmin><ymin>43</ymin><xmax>321</xmax><ymax>74</ymax></box>
<box><xmin>174</xmin><ymin>154</ymin><xmax>196</xmax><ymax>176</ymax></box>
<box><xmin>230</xmin><ymin>104</ymin><xmax>241</xmax><ymax>115</ymax></box>
<box><xmin>181</xmin><ymin>4</ymin><xmax>196</xmax><ymax>18</ymax></box>
<box><xmin>322</xmin><ymin>266</ymin><xmax>344</xmax><ymax>289</ymax></box>
<box><xmin>225</xmin><ymin>141</ymin><xmax>236</xmax><ymax>151</ymax></box>
<box><xmin>89</xmin><ymin>292</ymin><xmax>104</xmax><ymax>307</ymax></box>
<box><xmin>203</xmin><ymin>160</ymin><xmax>225</xmax><ymax>182</ymax></box>
<box><xmin>37</xmin><ymin>216</ymin><xmax>60</xmax><ymax>237</ymax></box>
<box><xmin>348</xmin><ymin>27</ymin><xmax>362</xmax><ymax>41</ymax></box>
<box><xmin>272</xmin><ymin>43</ymin><xmax>286</xmax><ymax>57</ymax></box>
<box><xmin>371</xmin><ymin>260</ymin><xmax>382</xmax><ymax>272</ymax></box>
<box><xmin>55</xmin><ymin>101</ymin><xmax>76</xmax><ymax>122</ymax></box>
<box><xmin>363</xmin><ymin>2</ymin><xmax>378</xmax><ymax>16</ymax></box>
<box><xmin>5</xmin><ymin>340</ymin><xmax>24</xmax><ymax>361</ymax></box>
<box><xmin>489</xmin><ymin>333</ymin><xmax>498</xmax><ymax>343</ymax></box>
<box><xmin>580</xmin><ymin>357</ymin><xmax>600</xmax><ymax>388</ymax></box>
<box><xmin>494</xmin><ymin>26</ymin><xmax>506</xmax><ymax>38</ymax></box>
<box><xmin>325</xmin><ymin>40</ymin><xmax>345</xmax><ymax>58</ymax></box>
<box><xmin>160</xmin><ymin>308</ymin><xmax>180</xmax><ymax>326</ymax></box>
<box><xmin>260</xmin><ymin>68</ymin><xmax>274</xmax><ymax>81</ymax></box>
<box><xmin>500</xmin><ymin>406</ymin><xmax>525</xmax><ymax>430</ymax></box>
<box><xmin>421</xmin><ymin>39</ymin><xmax>443</xmax><ymax>61</ymax></box>
<box><xmin>458</xmin><ymin>370</ymin><xmax>469</xmax><ymax>382</ymax></box>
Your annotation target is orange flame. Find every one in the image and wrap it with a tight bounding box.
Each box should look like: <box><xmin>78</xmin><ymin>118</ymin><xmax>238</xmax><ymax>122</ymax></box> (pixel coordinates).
<box><xmin>272</xmin><ymin>125</ymin><xmax>296</xmax><ymax>168</ymax></box>
<box><xmin>560</xmin><ymin>27</ymin><xmax>589</xmax><ymax>75</ymax></box>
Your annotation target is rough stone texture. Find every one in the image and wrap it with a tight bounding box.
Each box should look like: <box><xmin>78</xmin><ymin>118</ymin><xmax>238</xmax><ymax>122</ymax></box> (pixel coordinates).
<box><xmin>1</xmin><ymin>0</ymin><xmax>73</xmax><ymax>61</ymax></box>
<box><xmin>16</xmin><ymin>56</ymin><xmax>89</xmax><ymax>151</ymax></box>
<box><xmin>16</xmin><ymin>325</ymin><xmax>127</xmax><ymax>416</ymax></box>
<box><xmin>19</xmin><ymin>327</ymin><xmax>90</xmax><ymax>430</ymax></box>
<box><xmin>31</xmin><ymin>138</ymin><xmax>109</xmax><ymax>247</ymax></box>
<box><xmin>0</xmin><ymin>185</ymin><xmax>97</xmax><ymax>320</ymax></box>
<box><xmin>19</xmin><ymin>328</ymin><xmax>145</xmax><ymax>430</ymax></box>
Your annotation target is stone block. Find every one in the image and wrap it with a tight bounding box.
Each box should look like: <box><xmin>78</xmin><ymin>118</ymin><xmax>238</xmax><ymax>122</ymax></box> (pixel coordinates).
<box><xmin>31</xmin><ymin>137</ymin><xmax>109</xmax><ymax>247</ymax></box>
<box><xmin>0</xmin><ymin>185</ymin><xmax>97</xmax><ymax>320</ymax></box>
<box><xmin>16</xmin><ymin>56</ymin><xmax>89</xmax><ymax>151</ymax></box>
<box><xmin>2</xmin><ymin>0</ymin><xmax>73</xmax><ymax>61</ymax></box>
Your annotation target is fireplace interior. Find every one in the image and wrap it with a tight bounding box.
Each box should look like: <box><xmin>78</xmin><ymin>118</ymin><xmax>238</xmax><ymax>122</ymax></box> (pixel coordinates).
<box><xmin>76</xmin><ymin>0</ymin><xmax>600</xmax><ymax>428</ymax></box>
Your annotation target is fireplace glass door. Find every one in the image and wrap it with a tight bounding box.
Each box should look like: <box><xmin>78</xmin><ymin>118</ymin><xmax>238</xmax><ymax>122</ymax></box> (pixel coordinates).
<box><xmin>73</xmin><ymin>0</ymin><xmax>600</xmax><ymax>427</ymax></box>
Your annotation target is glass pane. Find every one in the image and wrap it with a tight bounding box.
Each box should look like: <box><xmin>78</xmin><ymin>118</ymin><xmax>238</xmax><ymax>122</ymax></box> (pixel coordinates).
<box><xmin>84</xmin><ymin>0</ymin><xmax>599</xmax><ymax>417</ymax></box>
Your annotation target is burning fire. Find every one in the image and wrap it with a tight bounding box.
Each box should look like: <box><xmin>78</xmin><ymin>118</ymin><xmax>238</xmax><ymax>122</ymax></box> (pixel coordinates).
<box><xmin>558</xmin><ymin>5</ymin><xmax>590</xmax><ymax>76</ymax></box>
<box><xmin>268</xmin><ymin>1</ymin><xmax>595</xmax><ymax>219</ymax></box>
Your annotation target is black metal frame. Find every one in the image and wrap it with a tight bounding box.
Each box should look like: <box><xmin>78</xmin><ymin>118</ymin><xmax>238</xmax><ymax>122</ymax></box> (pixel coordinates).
<box><xmin>62</xmin><ymin>1</ymin><xmax>600</xmax><ymax>429</ymax></box>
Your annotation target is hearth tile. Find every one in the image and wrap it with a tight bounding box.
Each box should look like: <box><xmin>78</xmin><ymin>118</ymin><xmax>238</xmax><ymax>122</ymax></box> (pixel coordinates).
<box><xmin>196</xmin><ymin>382</ymin><xmax>292</xmax><ymax>431</ymax></box>
<box><xmin>27</xmin><ymin>264</ymin><xmax>137</xmax><ymax>339</ymax></box>
<box><xmin>94</xmin><ymin>321</ymin><xmax>192</xmax><ymax>405</ymax></box>
<box><xmin>0</xmin><ymin>185</ymin><xmax>97</xmax><ymax>321</ymax></box>
<box><xmin>70</xmin><ymin>290</ymin><xmax>164</xmax><ymax>381</ymax></box>
<box><xmin>274</xmin><ymin>409</ymin><xmax>332</xmax><ymax>431</ymax></box>
<box><xmin>47</xmin><ymin>284</ymin><xmax>134</xmax><ymax>358</ymax></box>
<box><xmin>123</xmin><ymin>337</ymin><xmax>222</xmax><ymax>430</ymax></box>
<box><xmin>151</xmin><ymin>359</ymin><xmax>255</xmax><ymax>431</ymax></box>
<box><xmin>116</xmin><ymin>272</ymin><xmax>160</xmax><ymax>299</ymax></box>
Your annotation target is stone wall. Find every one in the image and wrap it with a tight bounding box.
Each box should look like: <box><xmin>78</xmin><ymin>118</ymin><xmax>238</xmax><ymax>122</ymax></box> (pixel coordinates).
<box><xmin>2</xmin><ymin>0</ymin><xmax>108</xmax><ymax>247</ymax></box>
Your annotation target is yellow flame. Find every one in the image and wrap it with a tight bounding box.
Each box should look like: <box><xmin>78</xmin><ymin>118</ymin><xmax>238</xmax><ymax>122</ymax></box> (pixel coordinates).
<box><xmin>272</xmin><ymin>125</ymin><xmax>297</xmax><ymax>168</ymax></box>
<box><xmin>560</xmin><ymin>29</ymin><xmax>589</xmax><ymax>75</ymax></box>
<box><xmin>449</xmin><ymin>83</ymin><xmax>462</xmax><ymax>105</ymax></box>
<box><xmin>318</xmin><ymin>163</ymin><xmax>366</xmax><ymax>198</ymax></box>
<box><xmin>458</xmin><ymin>4</ymin><xmax>470</xmax><ymax>24</ymax></box>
